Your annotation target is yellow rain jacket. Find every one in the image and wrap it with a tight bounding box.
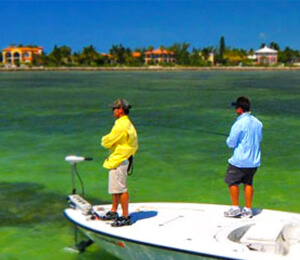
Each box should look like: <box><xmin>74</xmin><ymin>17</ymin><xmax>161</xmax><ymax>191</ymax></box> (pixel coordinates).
<box><xmin>101</xmin><ymin>115</ymin><xmax>138</xmax><ymax>169</ymax></box>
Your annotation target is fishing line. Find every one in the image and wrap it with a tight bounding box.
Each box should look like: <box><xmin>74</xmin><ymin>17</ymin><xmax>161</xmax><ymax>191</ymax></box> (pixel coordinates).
<box><xmin>138</xmin><ymin>123</ymin><xmax>227</xmax><ymax>137</ymax></box>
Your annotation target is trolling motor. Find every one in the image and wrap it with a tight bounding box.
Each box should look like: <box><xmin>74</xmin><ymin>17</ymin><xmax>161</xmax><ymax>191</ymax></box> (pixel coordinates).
<box><xmin>65</xmin><ymin>155</ymin><xmax>93</xmax><ymax>194</ymax></box>
<box><xmin>64</xmin><ymin>155</ymin><xmax>95</xmax><ymax>253</ymax></box>
<box><xmin>65</xmin><ymin>155</ymin><xmax>93</xmax><ymax>215</ymax></box>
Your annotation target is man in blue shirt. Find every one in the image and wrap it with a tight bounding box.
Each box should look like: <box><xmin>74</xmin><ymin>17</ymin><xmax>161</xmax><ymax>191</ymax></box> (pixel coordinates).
<box><xmin>224</xmin><ymin>96</ymin><xmax>263</xmax><ymax>218</ymax></box>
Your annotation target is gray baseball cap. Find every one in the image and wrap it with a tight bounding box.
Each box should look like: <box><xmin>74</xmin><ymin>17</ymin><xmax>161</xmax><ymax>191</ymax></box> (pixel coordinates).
<box><xmin>110</xmin><ymin>99</ymin><xmax>132</xmax><ymax>110</ymax></box>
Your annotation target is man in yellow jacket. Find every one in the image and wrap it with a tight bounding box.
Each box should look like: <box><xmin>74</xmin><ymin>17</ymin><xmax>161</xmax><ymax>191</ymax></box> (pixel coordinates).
<box><xmin>100</xmin><ymin>99</ymin><xmax>138</xmax><ymax>227</ymax></box>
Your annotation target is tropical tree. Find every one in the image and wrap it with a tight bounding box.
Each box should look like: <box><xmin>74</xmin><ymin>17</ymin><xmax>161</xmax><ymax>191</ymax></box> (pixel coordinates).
<box><xmin>189</xmin><ymin>48</ymin><xmax>210</xmax><ymax>66</ymax></box>
<box><xmin>248</xmin><ymin>48</ymin><xmax>255</xmax><ymax>55</ymax></box>
<box><xmin>146</xmin><ymin>45</ymin><xmax>154</xmax><ymax>51</ymax></box>
<box><xmin>224</xmin><ymin>48</ymin><xmax>247</xmax><ymax>65</ymax></box>
<box><xmin>169</xmin><ymin>42</ymin><xmax>190</xmax><ymax>65</ymax></box>
<box><xmin>124</xmin><ymin>48</ymin><xmax>134</xmax><ymax>64</ymax></box>
<box><xmin>80</xmin><ymin>45</ymin><xmax>101</xmax><ymax>66</ymax></box>
<box><xmin>58</xmin><ymin>45</ymin><xmax>72</xmax><ymax>64</ymax></box>
<box><xmin>70</xmin><ymin>51</ymin><xmax>81</xmax><ymax>65</ymax></box>
<box><xmin>33</xmin><ymin>52</ymin><xmax>48</xmax><ymax>66</ymax></box>
<box><xmin>47</xmin><ymin>45</ymin><xmax>72</xmax><ymax>65</ymax></box>
<box><xmin>201</xmin><ymin>46</ymin><xmax>214</xmax><ymax>61</ymax></box>
<box><xmin>109</xmin><ymin>44</ymin><xmax>132</xmax><ymax>65</ymax></box>
<box><xmin>189</xmin><ymin>46</ymin><xmax>215</xmax><ymax>66</ymax></box>
<box><xmin>270</xmin><ymin>42</ymin><xmax>280</xmax><ymax>51</ymax></box>
<box><xmin>133</xmin><ymin>47</ymin><xmax>146</xmax><ymax>65</ymax></box>
<box><xmin>219</xmin><ymin>36</ymin><xmax>225</xmax><ymax>59</ymax></box>
<box><xmin>0</xmin><ymin>52</ymin><xmax>3</xmax><ymax>63</ymax></box>
<box><xmin>278</xmin><ymin>47</ymin><xmax>299</xmax><ymax>64</ymax></box>
<box><xmin>215</xmin><ymin>36</ymin><xmax>226</xmax><ymax>64</ymax></box>
<box><xmin>189</xmin><ymin>48</ymin><xmax>202</xmax><ymax>66</ymax></box>
<box><xmin>260</xmin><ymin>43</ymin><xmax>266</xmax><ymax>48</ymax></box>
<box><xmin>48</xmin><ymin>45</ymin><xmax>61</xmax><ymax>65</ymax></box>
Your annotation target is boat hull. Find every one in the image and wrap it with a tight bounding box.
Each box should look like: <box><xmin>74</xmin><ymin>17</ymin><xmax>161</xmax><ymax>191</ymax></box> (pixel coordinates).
<box><xmin>82</xmin><ymin>228</ymin><xmax>223</xmax><ymax>260</ymax></box>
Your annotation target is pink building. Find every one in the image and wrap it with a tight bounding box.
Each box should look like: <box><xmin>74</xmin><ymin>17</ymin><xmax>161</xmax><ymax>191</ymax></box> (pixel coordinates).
<box><xmin>255</xmin><ymin>46</ymin><xmax>278</xmax><ymax>65</ymax></box>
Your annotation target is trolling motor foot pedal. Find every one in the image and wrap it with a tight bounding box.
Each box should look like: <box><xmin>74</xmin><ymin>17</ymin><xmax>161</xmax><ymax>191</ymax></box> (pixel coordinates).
<box><xmin>68</xmin><ymin>194</ymin><xmax>92</xmax><ymax>215</ymax></box>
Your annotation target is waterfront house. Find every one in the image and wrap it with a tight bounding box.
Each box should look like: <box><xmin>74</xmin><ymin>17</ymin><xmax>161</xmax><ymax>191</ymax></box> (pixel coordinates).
<box><xmin>144</xmin><ymin>49</ymin><xmax>175</xmax><ymax>64</ymax></box>
<box><xmin>2</xmin><ymin>46</ymin><xmax>43</xmax><ymax>66</ymax></box>
<box><xmin>207</xmin><ymin>52</ymin><xmax>214</xmax><ymax>64</ymax></box>
<box><xmin>255</xmin><ymin>46</ymin><xmax>278</xmax><ymax>65</ymax></box>
<box><xmin>100</xmin><ymin>53</ymin><xmax>114</xmax><ymax>64</ymax></box>
<box><xmin>198</xmin><ymin>52</ymin><xmax>214</xmax><ymax>64</ymax></box>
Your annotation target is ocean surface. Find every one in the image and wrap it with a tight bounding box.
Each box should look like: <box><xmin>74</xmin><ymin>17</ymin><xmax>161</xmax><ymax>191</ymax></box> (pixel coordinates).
<box><xmin>1</xmin><ymin>71</ymin><xmax>300</xmax><ymax>259</ymax></box>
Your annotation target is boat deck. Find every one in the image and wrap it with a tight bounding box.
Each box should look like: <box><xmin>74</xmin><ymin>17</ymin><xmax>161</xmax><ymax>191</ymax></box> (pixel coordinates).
<box><xmin>64</xmin><ymin>202</ymin><xmax>300</xmax><ymax>260</ymax></box>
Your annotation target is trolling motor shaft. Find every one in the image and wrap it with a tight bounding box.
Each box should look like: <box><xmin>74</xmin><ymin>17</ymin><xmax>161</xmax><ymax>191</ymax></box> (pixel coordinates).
<box><xmin>64</xmin><ymin>155</ymin><xmax>95</xmax><ymax>253</ymax></box>
<box><xmin>65</xmin><ymin>155</ymin><xmax>93</xmax><ymax>194</ymax></box>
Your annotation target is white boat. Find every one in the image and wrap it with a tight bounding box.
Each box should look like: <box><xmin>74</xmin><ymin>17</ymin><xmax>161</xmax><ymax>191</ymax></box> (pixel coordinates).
<box><xmin>63</xmin><ymin>156</ymin><xmax>300</xmax><ymax>259</ymax></box>
<box><xmin>64</xmin><ymin>197</ymin><xmax>300</xmax><ymax>260</ymax></box>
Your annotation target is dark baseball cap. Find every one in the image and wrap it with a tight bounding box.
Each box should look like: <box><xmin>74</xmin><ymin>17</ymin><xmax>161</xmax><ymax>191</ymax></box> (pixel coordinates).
<box><xmin>231</xmin><ymin>96</ymin><xmax>250</xmax><ymax>111</ymax></box>
<box><xmin>110</xmin><ymin>99</ymin><xmax>132</xmax><ymax>110</ymax></box>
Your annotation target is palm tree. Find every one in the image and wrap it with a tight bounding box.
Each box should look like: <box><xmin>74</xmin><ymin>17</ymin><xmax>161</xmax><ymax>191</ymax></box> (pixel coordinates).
<box><xmin>147</xmin><ymin>46</ymin><xmax>154</xmax><ymax>51</ymax></box>
<box><xmin>169</xmin><ymin>42</ymin><xmax>190</xmax><ymax>65</ymax></box>
<box><xmin>201</xmin><ymin>46</ymin><xmax>214</xmax><ymax>61</ymax></box>
<box><xmin>109</xmin><ymin>44</ymin><xmax>132</xmax><ymax>65</ymax></box>
<box><xmin>48</xmin><ymin>45</ymin><xmax>61</xmax><ymax>65</ymax></box>
<box><xmin>270</xmin><ymin>42</ymin><xmax>280</xmax><ymax>51</ymax></box>
<box><xmin>279</xmin><ymin>47</ymin><xmax>299</xmax><ymax>64</ymax></box>
<box><xmin>59</xmin><ymin>45</ymin><xmax>72</xmax><ymax>64</ymax></box>
<box><xmin>260</xmin><ymin>43</ymin><xmax>266</xmax><ymax>48</ymax></box>
<box><xmin>80</xmin><ymin>45</ymin><xmax>99</xmax><ymax>66</ymax></box>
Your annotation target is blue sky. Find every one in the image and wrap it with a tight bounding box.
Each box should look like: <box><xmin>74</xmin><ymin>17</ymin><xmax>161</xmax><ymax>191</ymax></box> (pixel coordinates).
<box><xmin>1</xmin><ymin>0</ymin><xmax>300</xmax><ymax>54</ymax></box>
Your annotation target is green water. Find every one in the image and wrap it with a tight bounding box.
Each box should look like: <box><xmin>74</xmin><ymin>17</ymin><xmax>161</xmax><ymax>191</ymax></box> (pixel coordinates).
<box><xmin>1</xmin><ymin>71</ymin><xmax>300</xmax><ymax>259</ymax></box>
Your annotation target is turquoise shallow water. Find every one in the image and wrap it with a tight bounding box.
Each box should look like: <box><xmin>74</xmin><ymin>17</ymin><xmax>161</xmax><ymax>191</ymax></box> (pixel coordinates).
<box><xmin>1</xmin><ymin>71</ymin><xmax>300</xmax><ymax>259</ymax></box>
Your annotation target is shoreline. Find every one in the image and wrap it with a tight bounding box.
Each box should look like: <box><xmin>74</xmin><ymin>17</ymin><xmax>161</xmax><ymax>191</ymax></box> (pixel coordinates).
<box><xmin>1</xmin><ymin>66</ymin><xmax>300</xmax><ymax>72</ymax></box>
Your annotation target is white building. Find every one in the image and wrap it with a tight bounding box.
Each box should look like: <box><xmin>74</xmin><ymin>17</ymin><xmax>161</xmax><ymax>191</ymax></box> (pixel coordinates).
<box><xmin>255</xmin><ymin>46</ymin><xmax>278</xmax><ymax>65</ymax></box>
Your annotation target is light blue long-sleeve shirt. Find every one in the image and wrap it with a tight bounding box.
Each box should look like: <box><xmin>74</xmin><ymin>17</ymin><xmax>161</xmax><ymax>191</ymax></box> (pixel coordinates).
<box><xmin>226</xmin><ymin>112</ymin><xmax>263</xmax><ymax>168</ymax></box>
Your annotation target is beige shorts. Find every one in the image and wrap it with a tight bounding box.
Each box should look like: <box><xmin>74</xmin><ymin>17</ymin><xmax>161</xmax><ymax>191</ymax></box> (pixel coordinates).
<box><xmin>108</xmin><ymin>160</ymin><xmax>128</xmax><ymax>194</ymax></box>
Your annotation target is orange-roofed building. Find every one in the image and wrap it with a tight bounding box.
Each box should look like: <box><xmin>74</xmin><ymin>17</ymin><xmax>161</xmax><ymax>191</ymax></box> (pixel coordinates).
<box><xmin>144</xmin><ymin>49</ymin><xmax>175</xmax><ymax>64</ymax></box>
<box><xmin>100</xmin><ymin>53</ymin><xmax>114</xmax><ymax>59</ymax></box>
<box><xmin>2</xmin><ymin>46</ymin><xmax>43</xmax><ymax>66</ymax></box>
<box><xmin>132</xmin><ymin>52</ymin><xmax>142</xmax><ymax>58</ymax></box>
<box><xmin>101</xmin><ymin>52</ymin><xmax>142</xmax><ymax>59</ymax></box>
